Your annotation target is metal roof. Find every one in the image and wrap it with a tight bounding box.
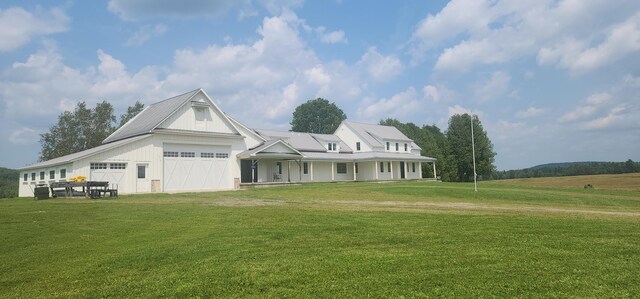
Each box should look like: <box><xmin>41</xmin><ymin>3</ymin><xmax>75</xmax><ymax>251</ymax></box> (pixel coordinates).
<box><xmin>342</xmin><ymin>121</ymin><xmax>413</xmax><ymax>148</ymax></box>
<box><xmin>301</xmin><ymin>151</ymin><xmax>436</xmax><ymax>162</ymax></box>
<box><xmin>237</xmin><ymin>139</ymin><xmax>302</xmax><ymax>159</ymax></box>
<box><xmin>103</xmin><ymin>89</ymin><xmax>201</xmax><ymax>144</ymax></box>
<box><xmin>18</xmin><ymin>135</ymin><xmax>151</xmax><ymax>171</ymax></box>
<box><xmin>254</xmin><ymin>129</ymin><xmax>328</xmax><ymax>152</ymax></box>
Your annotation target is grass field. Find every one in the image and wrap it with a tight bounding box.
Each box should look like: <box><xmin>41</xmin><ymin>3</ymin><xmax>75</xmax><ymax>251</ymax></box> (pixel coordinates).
<box><xmin>1</xmin><ymin>174</ymin><xmax>639</xmax><ymax>298</ymax></box>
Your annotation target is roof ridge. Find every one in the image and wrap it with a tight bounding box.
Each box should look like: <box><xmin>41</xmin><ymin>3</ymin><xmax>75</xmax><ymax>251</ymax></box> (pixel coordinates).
<box><xmin>150</xmin><ymin>88</ymin><xmax>201</xmax><ymax>106</ymax></box>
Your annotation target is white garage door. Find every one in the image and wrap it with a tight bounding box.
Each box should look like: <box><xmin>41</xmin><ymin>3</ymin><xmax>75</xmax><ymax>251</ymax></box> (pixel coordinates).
<box><xmin>90</xmin><ymin>162</ymin><xmax>127</xmax><ymax>190</ymax></box>
<box><xmin>163</xmin><ymin>144</ymin><xmax>232</xmax><ymax>192</ymax></box>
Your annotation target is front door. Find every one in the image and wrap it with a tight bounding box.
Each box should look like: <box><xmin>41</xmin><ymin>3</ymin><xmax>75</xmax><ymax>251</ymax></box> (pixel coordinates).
<box><xmin>400</xmin><ymin>162</ymin><xmax>405</xmax><ymax>179</ymax></box>
<box><xmin>136</xmin><ymin>164</ymin><xmax>150</xmax><ymax>192</ymax></box>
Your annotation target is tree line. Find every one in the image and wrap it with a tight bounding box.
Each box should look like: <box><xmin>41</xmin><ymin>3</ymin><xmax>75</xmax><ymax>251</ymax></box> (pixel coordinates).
<box><xmin>488</xmin><ymin>160</ymin><xmax>640</xmax><ymax>180</ymax></box>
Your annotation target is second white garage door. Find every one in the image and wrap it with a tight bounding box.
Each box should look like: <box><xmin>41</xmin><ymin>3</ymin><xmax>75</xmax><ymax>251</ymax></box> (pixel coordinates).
<box><xmin>163</xmin><ymin>144</ymin><xmax>232</xmax><ymax>192</ymax></box>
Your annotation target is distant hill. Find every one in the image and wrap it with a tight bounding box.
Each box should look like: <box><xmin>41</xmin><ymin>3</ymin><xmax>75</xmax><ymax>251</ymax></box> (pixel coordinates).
<box><xmin>530</xmin><ymin>162</ymin><xmax>604</xmax><ymax>170</ymax></box>
<box><xmin>490</xmin><ymin>160</ymin><xmax>640</xmax><ymax>180</ymax></box>
<box><xmin>0</xmin><ymin>167</ymin><xmax>19</xmax><ymax>198</ymax></box>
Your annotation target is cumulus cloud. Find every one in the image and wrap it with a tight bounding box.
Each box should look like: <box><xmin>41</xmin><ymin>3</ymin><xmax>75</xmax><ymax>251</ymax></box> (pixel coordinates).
<box><xmin>357</xmin><ymin>87</ymin><xmax>422</xmax><ymax>122</ymax></box>
<box><xmin>516</xmin><ymin>107</ymin><xmax>543</xmax><ymax>119</ymax></box>
<box><xmin>0</xmin><ymin>10</ymin><xmax>374</xmax><ymax>138</ymax></box>
<box><xmin>559</xmin><ymin>93</ymin><xmax>611</xmax><ymax>123</ymax></box>
<box><xmin>410</xmin><ymin>0</ymin><xmax>640</xmax><ymax>73</ymax></box>
<box><xmin>357</xmin><ymin>47</ymin><xmax>404</xmax><ymax>82</ymax></box>
<box><xmin>0</xmin><ymin>6</ymin><xmax>69</xmax><ymax>52</ymax></box>
<box><xmin>125</xmin><ymin>24</ymin><xmax>167</xmax><ymax>46</ymax></box>
<box><xmin>474</xmin><ymin>71</ymin><xmax>511</xmax><ymax>102</ymax></box>
<box><xmin>316</xmin><ymin>27</ymin><xmax>347</xmax><ymax>44</ymax></box>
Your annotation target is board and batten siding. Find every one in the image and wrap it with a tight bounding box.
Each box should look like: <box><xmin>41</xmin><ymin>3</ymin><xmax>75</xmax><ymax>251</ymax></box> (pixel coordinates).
<box><xmin>335</xmin><ymin>123</ymin><xmax>374</xmax><ymax>152</ymax></box>
<box><xmin>160</xmin><ymin>102</ymin><xmax>236</xmax><ymax>134</ymax></box>
<box><xmin>19</xmin><ymin>163</ymin><xmax>73</xmax><ymax>197</ymax></box>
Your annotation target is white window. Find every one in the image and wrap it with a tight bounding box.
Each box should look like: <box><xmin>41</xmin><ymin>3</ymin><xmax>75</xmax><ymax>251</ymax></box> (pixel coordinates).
<box><xmin>60</xmin><ymin>169</ymin><xmax>66</xmax><ymax>179</ymax></box>
<box><xmin>23</xmin><ymin>173</ymin><xmax>28</xmax><ymax>181</ymax></box>
<box><xmin>395</xmin><ymin>143</ymin><xmax>399</xmax><ymax>151</ymax></box>
<box><xmin>356</xmin><ymin>142</ymin><xmax>361</xmax><ymax>151</ymax></box>
<box><xmin>328</xmin><ymin>143</ymin><xmax>337</xmax><ymax>151</ymax></box>
<box><xmin>164</xmin><ymin>151</ymin><xmax>179</xmax><ymax>157</ymax></box>
<box><xmin>337</xmin><ymin>163</ymin><xmax>347</xmax><ymax>174</ymax></box>
<box><xmin>110</xmin><ymin>163</ymin><xmax>126</xmax><ymax>169</ymax></box>
<box><xmin>303</xmin><ymin>162</ymin><xmax>308</xmax><ymax>174</ymax></box>
<box><xmin>181</xmin><ymin>152</ymin><xmax>195</xmax><ymax>158</ymax></box>
<box><xmin>216</xmin><ymin>153</ymin><xmax>229</xmax><ymax>159</ymax></box>
<box><xmin>404</xmin><ymin>143</ymin><xmax>408</xmax><ymax>151</ymax></box>
<box><xmin>90</xmin><ymin>163</ymin><xmax>107</xmax><ymax>169</ymax></box>
<box><xmin>412</xmin><ymin>163</ymin><xmax>416</xmax><ymax>173</ymax></box>
<box><xmin>31</xmin><ymin>173</ymin><xmax>36</xmax><ymax>181</ymax></box>
<box><xmin>49</xmin><ymin>170</ymin><xmax>55</xmax><ymax>180</ymax></box>
<box><xmin>386</xmin><ymin>142</ymin><xmax>390</xmax><ymax>150</ymax></box>
<box><xmin>201</xmin><ymin>152</ymin><xmax>215</xmax><ymax>158</ymax></box>
<box><xmin>40</xmin><ymin>171</ymin><xmax>45</xmax><ymax>180</ymax></box>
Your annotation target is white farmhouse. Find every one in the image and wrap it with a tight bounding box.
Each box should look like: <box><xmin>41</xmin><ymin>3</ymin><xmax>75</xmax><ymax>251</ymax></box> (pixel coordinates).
<box><xmin>18</xmin><ymin>89</ymin><xmax>436</xmax><ymax>196</ymax></box>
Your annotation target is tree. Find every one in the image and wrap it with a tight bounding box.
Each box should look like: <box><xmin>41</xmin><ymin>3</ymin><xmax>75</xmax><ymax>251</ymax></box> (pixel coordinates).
<box><xmin>119</xmin><ymin>101</ymin><xmax>145</xmax><ymax>127</ymax></box>
<box><xmin>290</xmin><ymin>98</ymin><xmax>346</xmax><ymax>134</ymax></box>
<box><xmin>39</xmin><ymin>101</ymin><xmax>143</xmax><ymax>161</ymax></box>
<box><xmin>445</xmin><ymin>114</ymin><xmax>496</xmax><ymax>182</ymax></box>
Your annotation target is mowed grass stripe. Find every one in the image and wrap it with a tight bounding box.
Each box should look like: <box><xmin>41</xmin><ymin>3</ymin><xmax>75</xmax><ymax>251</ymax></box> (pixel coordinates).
<box><xmin>1</xmin><ymin>176</ymin><xmax>639</xmax><ymax>297</ymax></box>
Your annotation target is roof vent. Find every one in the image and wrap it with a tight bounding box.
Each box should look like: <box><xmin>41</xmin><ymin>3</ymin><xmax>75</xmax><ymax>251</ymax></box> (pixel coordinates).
<box><xmin>191</xmin><ymin>98</ymin><xmax>210</xmax><ymax>108</ymax></box>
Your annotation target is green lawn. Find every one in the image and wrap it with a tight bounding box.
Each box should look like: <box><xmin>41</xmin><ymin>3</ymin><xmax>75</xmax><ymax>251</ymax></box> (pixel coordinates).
<box><xmin>1</xmin><ymin>180</ymin><xmax>639</xmax><ymax>298</ymax></box>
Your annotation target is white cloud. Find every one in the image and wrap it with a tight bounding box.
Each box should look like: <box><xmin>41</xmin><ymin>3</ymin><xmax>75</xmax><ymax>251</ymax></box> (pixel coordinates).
<box><xmin>474</xmin><ymin>71</ymin><xmax>511</xmax><ymax>102</ymax></box>
<box><xmin>559</xmin><ymin>93</ymin><xmax>611</xmax><ymax>123</ymax></box>
<box><xmin>0</xmin><ymin>6</ymin><xmax>69</xmax><ymax>52</ymax></box>
<box><xmin>516</xmin><ymin>107</ymin><xmax>543</xmax><ymax>119</ymax></box>
<box><xmin>357</xmin><ymin>47</ymin><xmax>404</xmax><ymax>82</ymax></box>
<box><xmin>125</xmin><ymin>24</ymin><xmax>167</xmax><ymax>46</ymax></box>
<box><xmin>538</xmin><ymin>12</ymin><xmax>640</xmax><ymax>74</ymax></box>
<box><xmin>357</xmin><ymin>87</ymin><xmax>423</xmax><ymax>122</ymax></box>
<box><xmin>1</xmin><ymin>11</ymin><xmax>377</xmax><ymax>137</ymax></box>
<box><xmin>423</xmin><ymin>85</ymin><xmax>440</xmax><ymax>102</ymax></box>
<box><xmin>410</xmin><ymin>0</ymin><xmax>640</xmax><ymax>73</ymax></box>
<box><xmin>316</xmin><ymin>27</ymin><xmax>347</xmax><ymax>44</ymax></box>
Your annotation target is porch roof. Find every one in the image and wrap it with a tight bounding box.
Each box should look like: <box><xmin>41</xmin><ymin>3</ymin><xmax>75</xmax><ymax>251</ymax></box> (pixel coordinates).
<box><xmin>300</xmin><ymin>151</ymin><xmax>436</xmax><ymax>162</ymax></box>
<box><xmin>237</xmin><ymin>139</ymin><xmax>303</xmax><ymax>160</ymax></box>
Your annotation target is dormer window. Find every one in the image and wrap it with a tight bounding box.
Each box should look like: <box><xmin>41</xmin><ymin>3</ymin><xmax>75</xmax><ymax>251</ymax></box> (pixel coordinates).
<box><xmin>386</xmin><ymin>142</ymin><xmax>390</xmax><ymax>150</ymax></box>
<box><xmin>395</xmin><ymin>143</ymin><xmax>399</xmax><ymax>151</ymax></box>
<box><xmin>327</xmin><ymin>142</ymin><xmax>337</xmax><ymax>151</ymax></box>
<box><xmin>404</xmin><ymin>143</ymin><xmax>408</xmax><ymax>151</ymax></box>
<box><xmin>356</xmin><ymin>142</ymin><xmax>361</xmax><ymax>151</ymax></box>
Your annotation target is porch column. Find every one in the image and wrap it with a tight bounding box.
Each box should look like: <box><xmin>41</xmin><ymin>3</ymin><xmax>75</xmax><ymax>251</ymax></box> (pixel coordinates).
<box><xmin>405</xmin><ymin>161</ymin><xmax>408</xmax><ymax>179</ymax></box>
<box><xmin>433</xmin><ymin>162</ymin><xmax>437</xmax><ymax>179</ymax></box>
<box><xmin>310</xmin><ymin>162</ymin><xmax>314</xmax><ymax>181</ymax></box>
<box><xmin>287</xmin><ymin>161</ymin><xmax>291</xmax><ymax>182</ymax></box>
<box><xmin>331</xmin><ymin>162</ymin><xmax>335</xmax><ymax>181</ymax></box>
<box><xmin>353</xmin><ymin>162</ymin><xmax>356</xmax><ymax>181</ymax></box>
<box><xmin>299</xmin><ymin>160</ymin><xmax>302</xmax><ymax>182</ymax></box>
<box><xmin>375</xmin><ymin>160</ymin><xmax>379</xmax><ymax>180</ymax></box>
<box><xmin>251</xmin><ymin>160</ymin><xmax>256</xmax><ymax>183</ymax></box>
<box><xmin>390</xmin><ymin>161</ymin><xmax>394</xmax><ymax>180</ymax></box>
<box><xmin>418</xmin><ymin>162</ymin><xmax>423</xmax><ymax>179</ymax></box>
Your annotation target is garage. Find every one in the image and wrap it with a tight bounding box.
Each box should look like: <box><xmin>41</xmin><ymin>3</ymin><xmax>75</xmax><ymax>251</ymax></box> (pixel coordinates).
<box><xmin>89</xmin><ymin>162</ymin><xmax>127</xmax><ymax>190</ymax></box>
<box><xmin>163</xmin><ymin>144</ymin><xmax>232</xmax><ymax>192</ymax></box>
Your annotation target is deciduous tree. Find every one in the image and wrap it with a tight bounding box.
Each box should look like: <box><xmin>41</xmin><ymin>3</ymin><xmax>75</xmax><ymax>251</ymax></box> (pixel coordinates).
<box><xmin>290</xmin><ymin>98</ymin><xmax>346</xmax><ymax>134</ymax></box>
<box><xmin>445</xmin><ymin>114</ymin><xmax>496</xmax><ymax>182</ymax></box>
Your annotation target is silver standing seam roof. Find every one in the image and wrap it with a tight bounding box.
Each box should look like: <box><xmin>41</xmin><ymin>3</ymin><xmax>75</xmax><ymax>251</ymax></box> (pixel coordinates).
<box><xmin>342</xmin><ymin>120</ymin><xmax>412</xmax><ymax>148</ymax></box>
<box><xmin>18</xmin><ymin>135</ymin><xmax>151</xmax><ymax>171</ymax></box>
<box><xmin>102</xmin><ymin>89</ymin><xmax>201</xmax><ymax>144</ymax></box>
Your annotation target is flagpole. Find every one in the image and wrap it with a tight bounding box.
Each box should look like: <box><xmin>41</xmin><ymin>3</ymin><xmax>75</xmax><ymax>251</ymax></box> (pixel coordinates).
<box><xmin>471</xmin><ymin>114</ymin><xmax>477</xmax><ymax>192</ymax></box>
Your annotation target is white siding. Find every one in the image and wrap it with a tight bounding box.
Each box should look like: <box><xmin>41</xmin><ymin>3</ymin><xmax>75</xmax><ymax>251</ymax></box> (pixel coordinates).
<box><xmin>335</xmin><ymin>123</ymin><xmax>375</xmax><ymax>152</ymax></box>
<box><xmin>19</xmin><ymin>164</ymin><xmax>73</xmax><ymax>197</ymax></box>
<box><xmin>159</xmin><ymin>96</ymin><xmax>237</xmax><ymax>134</ymax></box>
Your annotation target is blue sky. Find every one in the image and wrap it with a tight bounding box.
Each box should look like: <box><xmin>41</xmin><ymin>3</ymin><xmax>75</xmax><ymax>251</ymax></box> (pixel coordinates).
<box><xmin>1</xmin><ymin>0</ymin><xmax>639</xmax><ymax>170</ymax></box>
